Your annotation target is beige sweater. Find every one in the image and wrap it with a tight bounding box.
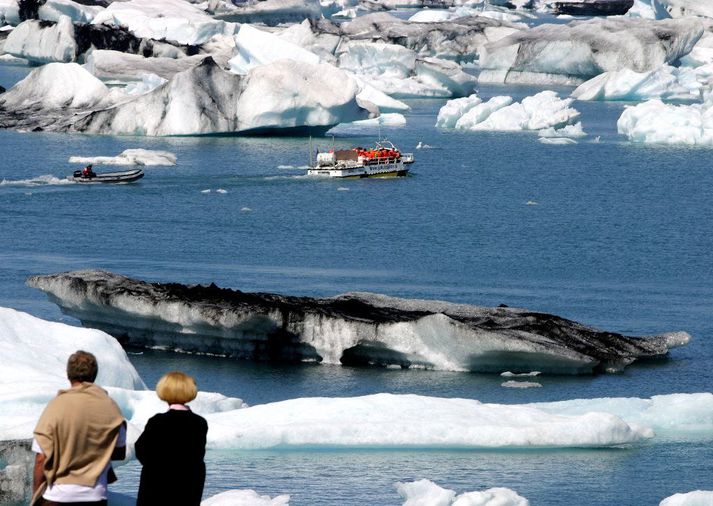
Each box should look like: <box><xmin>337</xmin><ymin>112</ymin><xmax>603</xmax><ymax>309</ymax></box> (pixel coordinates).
<box><xmin>33</xmin><ymin>382</ymin><xmax>125</xmax><ymax>491</ymax></box>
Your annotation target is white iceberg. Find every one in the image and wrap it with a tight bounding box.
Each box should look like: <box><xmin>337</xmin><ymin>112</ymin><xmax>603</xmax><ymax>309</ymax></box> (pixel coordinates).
<box><xmin>437</xmin><ymin>91</ymin><xmax>581</xmax><ymax>132</ymax></box>
<box><xmin>572</xmin><ymin>64</ymin><xmax>713</xmax><ymax>102</ymax></box>
<box><xmin>68</xmin><ymin>149</ymin><xmax>177</xmax><ymax>166</ymax></box>
<box><xmin>3</xmin><ymin>15</ymin><xmax>77</xmax><ymax>63</ymax></box>
<box><xmin>660</xmin><ymin>491</ymin><xmax>713</xmax><ymax>506</ymax></box>
<box><xmin>92</xmin><ymin>0</ymin><xmax>237</xmax><ymax>45</ymax></box>
<box><xmin>0</xmin><ymin>61</ymin><xmax>108</xmax><ymax>110</ymax></box>
<box><xmin>617</xmin><ymin>98</ymin><xmax>713</xmax><ymax>145</ymax></box>
<box><xmin>38</xmin><ymin>0</ymin><xmax>103</xmax><ymax>24</ymax></box>
<box><xmin>228</xmin><ymin>23</ymin><xmax>320</xmax><ymax>75</ymax></box>
<box><xmin>201</xmin><ymin>490</ymin><xmax>291</xmax><ymax>506</ymax></box>
<box><xmin>214</xmin><ymin>0</ymin><xmax>322</xmax><ymax>26</ymax></box>
<box><xmin>15</xmin><ymin>58</ymin><xmax>369</xmax><ymax>136</ymax></box>
<box><xmin>348</xmin><ymin>113</ymin><xmax>407</xmax><ymax>127</ymax></box>
<box><xmin>480</xmin><ymin>17</ymin><xmax>704</xmax><ymax>85</ymax></box>
<box><xmin>538</xmin><ymin>123</ymin><xmax>586</xmax><ymax>138</ymax></box>
<box><xmin>502</xmin><ymin>381</ymin><xmax>543</xmax><ymax>388</ymax></box>
<box><xmin>396</xmin><ymin>479</ymin><xmax>529</xmax><ymax>506</ymax></box>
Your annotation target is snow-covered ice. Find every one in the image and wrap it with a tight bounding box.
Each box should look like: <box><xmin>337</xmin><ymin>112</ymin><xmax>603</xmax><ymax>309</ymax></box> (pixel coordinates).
<box><xmin>396</xmin><ymin>480</ymin><xmax>529</xmax><ymax>506</ymax></box>
<box><xmin>617</xmin><ymin>98</ymin><xmax>713</xmax><ymax>145</ymax></box>
<box><xmin>38</xmin><ymin>0</ymin><xmax>103</xmax><ymax>24</ymax></box>
<box><xmin>83</xmin><ymin>50</ymin><xmax>207</xmax><ymax>82</ymax></box>
<box><xmin>437</xmin><ymin>91</ymin><xmax>581</xmax><ymax>132</ymax></box>
<box><xmin>68</xmin><ymin>149</ymin><xmax>177</xmax><ymax>166</ymax></box>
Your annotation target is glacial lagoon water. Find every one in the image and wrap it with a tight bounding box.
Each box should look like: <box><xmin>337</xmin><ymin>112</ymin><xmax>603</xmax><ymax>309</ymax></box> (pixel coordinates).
<box><xmin>1</xmin><ymin>62</ymin><xmax>713</xmax><ymax>504</ymax></box>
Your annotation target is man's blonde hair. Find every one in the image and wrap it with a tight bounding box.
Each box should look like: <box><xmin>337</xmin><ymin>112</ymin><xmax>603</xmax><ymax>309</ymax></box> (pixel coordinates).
<box><xmin>156</xmin><ymin>371</ymin><xmax>198</xmax><ymax>405</ymax></box>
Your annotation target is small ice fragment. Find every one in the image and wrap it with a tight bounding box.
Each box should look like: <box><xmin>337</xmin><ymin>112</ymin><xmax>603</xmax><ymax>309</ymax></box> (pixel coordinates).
<box><xmin>216</xmin><ymin>189</ymin><xmax>227</xmax><ymax>194</ymax></box>
<box><xmin>337</xmin><ymin>187</ymin><xmax>350</xmax><ymax>191</ymax></box>
<box><xmin>501</xmin><ymin>371</ymin><xmax>541</xmax><ymax>377</ymax></box>
<box><xmin>240</xmin><ymin>207</ymin><xmax>252</xmax><ymax>212</ymax></box>
<box><xmin>526</xmin><ymin>200</ymin><xmax>538</xmax><ymax>206</ymax></box>
<box><xmin>502</xmin><ymin>381</ymin><xmax>542</xmax><ymax>389</ymax></box>
<box><xmin>201</xmin><ymin>189</ymin><xmax>211</xmax><ymax>193</ymax></box>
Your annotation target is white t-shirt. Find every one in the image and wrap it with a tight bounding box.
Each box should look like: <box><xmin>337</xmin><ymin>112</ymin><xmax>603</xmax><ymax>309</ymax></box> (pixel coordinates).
<box><xmin>32</xmin><ymin>424</ymin><xmax>126</xmax><ymax>502</ymax></box>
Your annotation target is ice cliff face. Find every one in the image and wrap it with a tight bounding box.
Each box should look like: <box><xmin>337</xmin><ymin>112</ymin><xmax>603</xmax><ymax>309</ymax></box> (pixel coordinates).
<box><xmin>480</xmin><ymin>17</ymin><xmax>704</xmax><ymax>85</ymax></box>
<box><xmin>27</xmin><ymin>270</ymin><xmax>690</xmax><ymax>374</ymax></box>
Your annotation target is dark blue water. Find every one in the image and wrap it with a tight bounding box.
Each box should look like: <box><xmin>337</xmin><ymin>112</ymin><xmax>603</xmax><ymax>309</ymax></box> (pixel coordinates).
<box><xmin>1</xmin><ymin>64</ymin><xmax>712</xmax><ymax>504</ymax></box>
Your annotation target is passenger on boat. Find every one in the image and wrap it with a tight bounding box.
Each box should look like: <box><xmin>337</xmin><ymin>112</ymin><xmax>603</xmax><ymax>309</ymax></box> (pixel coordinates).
<box><xmin>82</xmin><ymin>164</ymin><xmax>96</xmax><ymax>178</ymax></box>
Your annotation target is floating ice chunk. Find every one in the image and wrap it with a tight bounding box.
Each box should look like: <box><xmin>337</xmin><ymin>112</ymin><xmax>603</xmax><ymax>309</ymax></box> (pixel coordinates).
<box><xmin>205</xmin><ymin>393</ymin><xmax>651</xmax><ymax>449</ymax></box>
<box><xmin>240</xmin><ymin>207</ymin><xmax>252</xmax><ymax>212</ymax></box>
<box><xmin>229</xmin><ymin>24</ymin><xmax>320</xmax><ymax>75</ymax></box>
<box><xmin>538</xmin><ymin>122</ymin><xmax>586</xmax><ymax>138</ymax></box>
<box><xmin>201</xmin><ymin>189</ymin><xmax>211</xmax><ymax>193</ymax></box>
<box><xmin>92</xmin><ymin>0</ymin><xmax>237</xmax><ymax>45</ymax></box>
<box><xmin>501</xmin><ymin>371</ymin><xmax>541</xmax><ymax>377</ymax></box>
<box><xmin>626</xmin><ymin>0</ymin><xmax>671</xmax><ymax>19</ymax></box>
<box><xmin>216</xmin><ymin>189</ymin><xmax>228</xmax><ymax>194</ymax></box>
<box><xmin>660</xmin><ymin>0</ymin><xmax>713</xmax><ymax>19</ymax></box>
<box><xmin>38</xmin><ymin>0</ymin><xmax>103</xmax><ymax>24</ymax></box>
<box><xmin>415</xmin><ymin>141</ymin><xmax>433</xmax><ymax>149</ymax></box>
<box><xmin>502</xmin><ymin>381</ymin><xmax>542</xmax><ymax>388</ymax></box>
<box><xmin>480</xmin><ymin>18</ymin><xmax>704</xmax><ymax>85</ymax></box>
<box><xmin>572</xmin><ymin>65</ymin><xmax>713</xmax><ymax>102</ymax></box>
<box><xmin>337</xmin><ymin>187</ymin><xmax>349</xmax><ymax>191</ymax></box>
<box><xmin>617</xmin><ymin>98</ymin><xmax>713</xmax><ymax>145</ymax></box>
<box><xmin>539</xmin><ymin>137</ymin><xmax>577</xmax><ymax>145</ymax></box>
<box><xmin>526</xmin><ymin>200</ymin><xmax>538</xmax><ymax>205</ymax></box>
<box><xmin>435</xmin><ymin>95</ymin><xmax>483</xmax><ymax>128</ymax></box>
<box><xmin>337</xmin><ymin>40</ymin><xmax>416</xmax><ymax>80</ymax></box>
<box><xmin>202</xmin><ymin>490</ymin><xmax>291</xmax><ymax>506</ymax></box>
<box><xmin>440</xmin><ymin>91</ymin><xmax>580</xmax><ymax>132</ymax></box>
<box><xmin>396</xmin><ymin>479</ymin><xmax>529</xmax><ymax>506</ymax></box>
<box><xmin>659</xmin><ymin>491</ymin><xmax>713</xmax><ymax>506</ymax></box>
<box><xmin>3</xmin><ymin>15</ymin><xmax>77</xmax><ymax>63</ymax></box>
<box><xmin>214</xmin><ymin>0</ymin><xmax>321</xmax><ymax>26</ymax></box>
<box><xmin>68</xmin><ymin>149</ymin><xmax>177</xmax><ymax>166</ymax></box>
<box><xmin>0</xmin><ymin>62</ymin><xmax>107</xmax><ymax>110</ymax></box>
<box><xmin>350</xmin><ymin>113</ymin><xmax>407</xmax><ymax>127</ymax></box>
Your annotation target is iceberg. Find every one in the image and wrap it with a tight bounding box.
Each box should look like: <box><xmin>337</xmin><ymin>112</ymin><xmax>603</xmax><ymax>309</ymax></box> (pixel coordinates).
<box><xmin>68</xmin><ymin>149</ymin><xmax>177</xmax><ymax>166</ymax></box>
<box><xmin>3</xmin><ymin>15</ymin><xmax>77</xmax><ymax>63</ymax></box>
<box><xmin>617</xmin><ymin>98</ymin><xmax>713</xmax><ymax>145</ymax></box>
<box><xmin>480</xmin><ymin>18</ymin><xmax>704</xmax><ymax>85</ymax></box>
<box><xmin>92</xmin><ymin>0</ymin><xmax>237</xmax><ymax>45</ymax></box>
<box><xmin>660</xmin><ymin>491</ymin><xmax>713</xmax><ymax>506</ymax></box>
<box><xmin>214</xmin><ymin>0</ymin><xmax>322</xmax><ymax>26</ymax></box>
<box><xmin>0</xmin><ymin>62</ymin><xmax>108</xmax><ymax>110</ymax></box>
<box><xmin>38</xmin><ymin>0</ymin><xmax>103</xmax><ymax>24</ymax></box>
<box><xmin>83</xmin><ymin>50</ymin><xmax>207</xmax><ymax>81</ymax></box>
<box><xmin>658</xmin><ymin>0</ymin><xmax>713</xmax><ymax>19</ymax></box>
<box><xmin>0</xmin><ymin>58</ymin><xmax>371</xmax><ymax>136</ymax></box>
<box><xmin>228</xmin><ymin>23</ymin><xmax>320</xmax><ymax>75</ymax></box>
<box><xmin>26</xmin><ymin>269</ymin><xmax>689</xmax><ymax>375</ymax></box>
<box><xmin>437</xmin><ymin>91</ymin><xmax>581</xmax><ymax>132</ymax></box>
<box><xmin>311</xmin><ymin>12</ymin><xmax>521</xmax><ymax>63</ymax></box>
<box><xmin>572</xmin><ymin>64</ymin><xmax>713</xmax><ymax>102</ymax></box>
<box><xmin>396</xmin><ymin>480</ymin><xmax>529</xmax><ymax>506</ymax></box>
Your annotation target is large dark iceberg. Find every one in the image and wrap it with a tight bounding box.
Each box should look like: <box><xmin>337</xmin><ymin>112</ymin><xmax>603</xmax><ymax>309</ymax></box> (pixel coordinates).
<box><xmin>27</xmin><ymin>270</ymin><xmax>689</xmax><ymax>375</ymax></box>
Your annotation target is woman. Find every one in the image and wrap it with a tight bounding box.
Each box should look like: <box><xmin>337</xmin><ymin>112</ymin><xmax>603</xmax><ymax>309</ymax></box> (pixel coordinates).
<box><xmin>135</xmin><ymin>371</ymin><xmax>208</xmax><ymax>505</ymax></box>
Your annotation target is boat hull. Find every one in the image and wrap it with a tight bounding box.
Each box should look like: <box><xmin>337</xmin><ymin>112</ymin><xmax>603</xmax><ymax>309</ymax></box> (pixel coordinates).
<box><xmin>307</xmin><ymin>162</ymin><xmax>409</xmax><ymax>179</ymax></box>
<box><xmin>70</xmin><ymin>169</ymin><xmax>144</xmax><ymax>184</ymax></box>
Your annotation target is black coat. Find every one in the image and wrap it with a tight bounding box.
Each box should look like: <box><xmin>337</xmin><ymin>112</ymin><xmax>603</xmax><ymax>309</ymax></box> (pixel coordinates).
<box><xmin>135</xmin><ymin>409</ymin><xmax>208</xmax><ymax>506</ymax></box>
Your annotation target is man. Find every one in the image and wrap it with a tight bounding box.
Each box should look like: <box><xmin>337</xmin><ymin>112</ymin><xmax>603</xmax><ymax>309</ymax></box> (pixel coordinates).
<box><xmin>82</xmin><ymin>165</ymin><xmax>96</xmax><ymax>178</ymax></box>
<box><xmin>32</xmin><ymin>350</ymin><xmax>126</xmax><ymax>506</ymax></box>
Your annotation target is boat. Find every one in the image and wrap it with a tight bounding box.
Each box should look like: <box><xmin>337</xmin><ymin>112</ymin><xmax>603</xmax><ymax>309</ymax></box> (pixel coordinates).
<box><xmin>307</xmin><ymin>140</ymin><xmax>414</xmax><ymax>179</ymax></box>
<box><xmin>69</xmin><ymin>168</ymin><xmax>144</xmax><ymax>184</ymax></box>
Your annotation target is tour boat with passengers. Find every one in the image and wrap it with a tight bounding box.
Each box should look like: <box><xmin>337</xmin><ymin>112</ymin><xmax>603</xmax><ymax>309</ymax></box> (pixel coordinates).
<box><xmin>307</xmin><ymin>140</ymin><xmax>414</xmax><ymax>179</ymax></box>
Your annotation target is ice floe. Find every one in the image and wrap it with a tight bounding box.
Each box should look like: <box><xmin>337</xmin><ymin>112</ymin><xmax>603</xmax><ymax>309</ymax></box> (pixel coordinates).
<box><xmin>660</xmin><ymin>491</ymin><xmax>713</xmax><ymax>506</ymax></box>
<box><xmin>479</xmin><ymin>18</ymin><xmax>703</xmax><ymax>85</ymax></box>
<box><xmin>396</xmin><ymin>480</ymin><xmax>529</xmax><ymax>506</ymax></box>
<box><xmin>502</xmin><ymin>381</ymin><xmax>543</xmax><ymax>388</ymax></box>
<box><xmin>572</xmin><ymin>64</ymin><xmax>713</xmax><ymax>102</ymax></box>
<box><xmin>26</xmin><ymin>269</ymin><xmax>689</xmax><ymax>375</ymax></box>
<box><xmin>617</xmin><ymin>98</ymin><xmax>713</xmax><ymax>145</ymax></box>
<box><xmin>437</xmin><ymin>91</ymin><xmax>581</xmax><ymax>133</ymax></box>
<box><xmin>38</xmin><ymin>0</ymin><xmax>103</xmax><ymax>24</ymax></box>
<box><xmin>68</xmin><ymin>149</ymin><xmax>177</xmax><ymax>166</ymax></box>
